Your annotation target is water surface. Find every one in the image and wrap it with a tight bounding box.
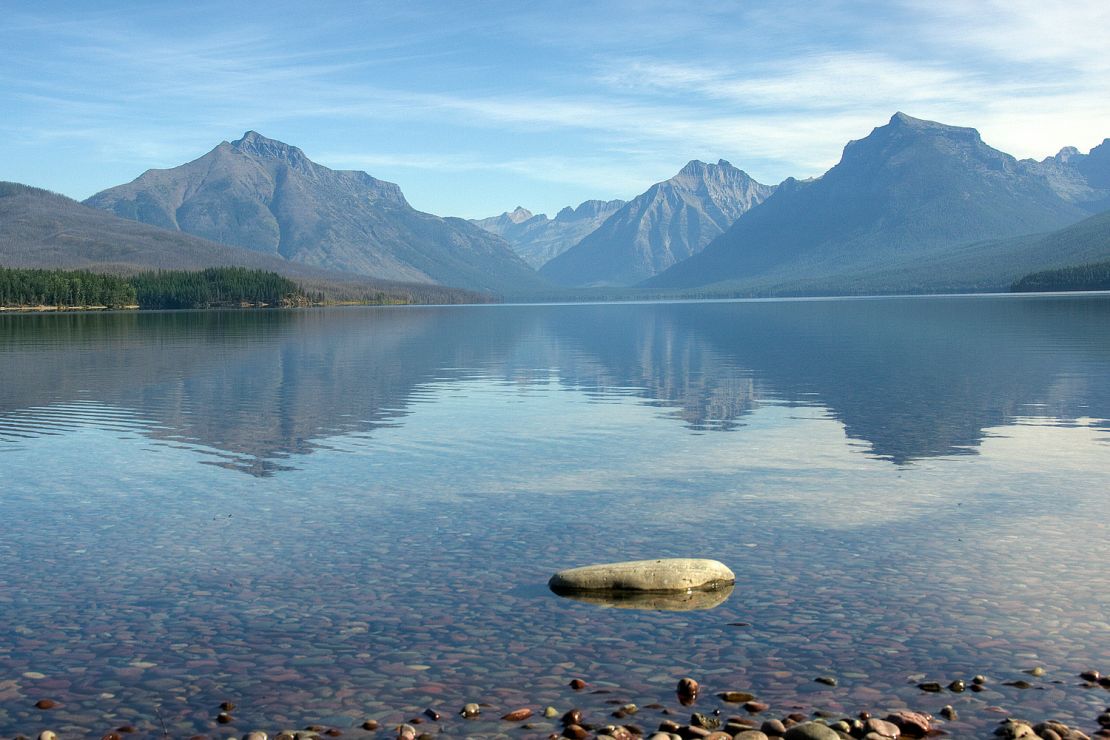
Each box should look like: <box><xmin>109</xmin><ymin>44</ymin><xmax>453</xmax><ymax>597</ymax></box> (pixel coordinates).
<box><xmin>1</xmin><ymin>296</ymin><xmax>1108</xmax><ymax>736</ymax></box>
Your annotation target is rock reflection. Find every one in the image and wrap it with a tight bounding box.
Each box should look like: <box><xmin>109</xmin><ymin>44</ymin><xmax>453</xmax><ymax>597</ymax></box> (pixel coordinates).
<box><xmin>550</xmin><ymin>583</ymin><xmax>734</xmax><ymax>611</ymax></box>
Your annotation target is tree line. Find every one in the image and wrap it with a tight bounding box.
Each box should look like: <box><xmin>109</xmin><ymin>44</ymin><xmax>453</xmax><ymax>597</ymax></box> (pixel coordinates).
<box><xmin>1011</xmin><ymin>261</ymin><xmax>1110</xmax><ymax>293</ymax></box>
<box><xmin>0</xmin><ymin>266</ymin><xmax>319</xmax><ymax>309</ymax></box>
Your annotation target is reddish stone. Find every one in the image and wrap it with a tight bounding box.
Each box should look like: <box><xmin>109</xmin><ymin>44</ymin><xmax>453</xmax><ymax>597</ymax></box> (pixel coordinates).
<box><xmin>502</xmin><ymin>707</ymin><xmax>533</xmax><ymax>721</ymax></box>
<box><xmin>885</xmin><ymin>711</ymin><xmax>932</xmax><ymax>738</ymax></box>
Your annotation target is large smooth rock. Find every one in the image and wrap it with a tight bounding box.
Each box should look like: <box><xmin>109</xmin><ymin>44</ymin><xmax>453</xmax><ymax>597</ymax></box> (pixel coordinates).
<box><xmin>549</xmin><ymin>559</ymin><xmax>735</xmax><ymax>593</ymax></box>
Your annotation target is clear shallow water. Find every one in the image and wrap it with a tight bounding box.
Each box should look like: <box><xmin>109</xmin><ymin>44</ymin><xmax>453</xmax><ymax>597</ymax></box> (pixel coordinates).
<box><xmin>1</xmin><ymin>296</ymin><xmax>1108</xmax><ymax>737</ymax></box>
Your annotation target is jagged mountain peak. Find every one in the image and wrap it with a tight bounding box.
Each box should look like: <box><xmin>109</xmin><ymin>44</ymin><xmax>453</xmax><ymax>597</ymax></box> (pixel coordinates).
<box><xmin>230</xmin><ymin>131</ymin><xmax>310</xmax><ymax>163</ymax></box>
<box><xmin>1052</xmin><ymin>146</ymin><xmax>1082</xmax><ymax>163</ymax></box>
<box><xmin>541</xmin><ymin>159</ymin><xmax>773</xmax><ymax>286</ymax></box>
<box><xmin>507</xmin><ymin>206</ymin><xmax>534</xmax><ymax>223</ymax></box>
<box><xmin>676</xmin><ymin>159</ymin><xmax>738</xmax><ymax>177</ymax></box>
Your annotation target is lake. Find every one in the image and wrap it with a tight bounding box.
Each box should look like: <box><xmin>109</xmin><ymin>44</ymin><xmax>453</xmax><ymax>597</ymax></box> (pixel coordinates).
<box><xmin>1</xmin><ymin>295</ymin><xmax>1109</xmax><ymax>738</ymax></box>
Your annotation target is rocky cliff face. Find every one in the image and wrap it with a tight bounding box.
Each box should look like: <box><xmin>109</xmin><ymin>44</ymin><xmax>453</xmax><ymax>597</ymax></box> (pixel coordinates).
<box><xmin>540</xmin><ymin>160</ymin><xmax>773</xmax><ymax>286</ymax></box>
<box><xmin>85</xmin><ymin>132</ymin><xmax>544</xmax><ymax>294</ymax></box>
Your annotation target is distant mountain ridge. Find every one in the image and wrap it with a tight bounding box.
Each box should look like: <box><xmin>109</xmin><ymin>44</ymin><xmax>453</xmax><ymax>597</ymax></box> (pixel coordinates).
<box><xmin>647</xmin><ymin>113</ymin><xmax>1105</xmax><ymax>292</ymax></box>
<box><xmin>540</xmin><ymin>159</ymin><xmax>774</xmax><ymax>286</ymax></box>
<box><xmin>1026</xmin><ymin>139</ymin><xmax>1110</xmax><ymax>213</ymax></box>
<box><xmin>471</xmin><ymin>199</ymin><xmax>625</xmax><ymax>268</ymax></box>
<box><xmin>84</xmin><ymin>132</ymin><xmax>544</xmax><ymax>294</ymax></box>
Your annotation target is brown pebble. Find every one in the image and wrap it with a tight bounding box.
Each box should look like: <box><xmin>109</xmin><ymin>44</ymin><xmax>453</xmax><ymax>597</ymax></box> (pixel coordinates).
<box><xmin>101</xmin><ymin>734</ymin><xmax>122</xmax><ymax>740</ymax></box>
<box><xmin>217</xmin><ymin>713</ymin><xmax>232</xmax><ymax>724</ymax></box>
<box><xmin>745</xmin><ymin>701</ymin><xmax>769</xmax><ymax>714</ymax></box>
<box><xmin>761</xmin><ymin>718</ymin><xmax>787</xmax><ymax>735</ymax></box>
<box><xmin>940</xmin><ymin>705</ymin><xmax>957</xmax><ymax>721</ymax></box>
<box><xmin>502</xmin><ymin>707</ymin><xmax>533</xmax><ymax>721</ymax></box>
<box><xmin>562</xmin><ymin>708</ymin><xmax>583</xmax><ymax>726</ymax></box>
<box><xmin>563</xmin><ymin>724</ymin><xmax>589</xmax><ymax>740</ymax></box>
<box><xmin>678</xmin><ymin>677</ymin><xmax>699</xmax><ymax>704</ymax></box>
<box><xmin>423</xmin><ymin>708</ymin><xmax>440</xmax><ymax>721</ymax></box>
<box><xmin>570</xmin><ymin>678</ymin><xmax>587</xmax><ymax>690</ymax></box>
<box><xmin>1081</xmin><ymin>670</ymin><xmax>1101</xmax><ymax>682</ymax></box>
<box><xmin>814</xmin><ymin>676</ymin><xmax>837</xmax><ymax>687</ymax></box>
<box><xmin>361</xmin><ymin>720</ymin><xmax>379</xmax><ymax>730</ymax></box>
<box><xmin>220</xmin><ymin>701</ymin><xmax>237</xmax><ymax>711</ymax></box>
<box><xmin>325</xmin><ymin>730</ymin><xmax>342</xmax><ymax>737</ymax></box>
<box><xmin>115</xmin><ymin>727</ymin><xmax>137</xmax><ymax>734</ymax></box>
<box><xmin>35</xmin><ymin>699</ymin><xmax>57</xmax><ymax>710</ymax></box>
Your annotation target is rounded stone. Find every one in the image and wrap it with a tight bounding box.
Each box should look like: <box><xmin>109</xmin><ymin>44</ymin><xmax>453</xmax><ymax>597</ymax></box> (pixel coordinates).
<box><xmin>761</xmin><ymin>718</ymin><xmax>787</xmax><ymax>735</ymax></box>
<box><xmin>38</xmin><ymin>733</ymin><xmax>57</xmax><ymax>740</ymax></box>
<box><xmin>677</xmin><ymin>677</ymin><xmax>699</xmax><ymax>700</ymax></box>
<box><xmin>783</xmin><ymin>721</ymin><xmax>840</xmax><ymax>740</ymax></box>
<box><xmin>549</xmin><ymin>559</ymin><xmax>735</xmax><ymax>593</ymax></box>
<box><xmin>864</xmin><ymin>718</ymin><xmax>901</xmax><ymax>738</ymax></box>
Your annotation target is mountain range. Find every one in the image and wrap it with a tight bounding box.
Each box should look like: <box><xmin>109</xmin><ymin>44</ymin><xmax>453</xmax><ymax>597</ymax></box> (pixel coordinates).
<box><xmin>470</xmin><ymin>200</ymin><xmax>625</xmax><ymax>268</ymax></box>
<box><xmin>540</xmin><ymin>159</ymin><xmax>774</xmax><ymax>286</ymax></box>
<box><xmin>4</xmin><ymin>113</ymin><xmax>1109</xmax><ymax>299</ymax></box>
<box><xmin>84</xmin><ymin>132</ymin><xmax>543</xmax><ymax>294</ymax></box>
<box><xmin>0</xmin><ymin>182</ymin><xmax>483</xmax><ymax>304</ymax></box>
<box><xmin>646</xmin><ymin>113</ymin><xmax>1109</xmax><ymax>292</ymax></box>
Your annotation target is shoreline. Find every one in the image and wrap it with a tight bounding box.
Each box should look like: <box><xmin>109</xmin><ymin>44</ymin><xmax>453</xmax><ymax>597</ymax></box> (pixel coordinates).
<box><xmin>18</xmin><ymin>672</ymin><xmax>1110</xmax><ymax>740</ymax></box>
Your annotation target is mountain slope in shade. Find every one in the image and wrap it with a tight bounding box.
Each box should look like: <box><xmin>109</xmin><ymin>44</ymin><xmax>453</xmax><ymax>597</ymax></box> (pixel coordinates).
<box><xmin>471</xmin><ymin>199</ymin><xmax>626</xmax><ymax>268</ymax></box>
<box><xmin>540</xmin><ymin>160</ymin><xmax>774</xmax><ymax>286</ymax></box>
<box><xmin>647</xmin><ymin>113</ymin><xmax>1095</xmax><ymax>291</ymax></box>
<box><xmin>0</xmin><ymin>182</ymin><xmax>483</xmax><ymax>303</ymax></box>
<box><xmin>84</xmin><ymin>132</ymin><xmax>543</xmax><ymax>294</ymax></box>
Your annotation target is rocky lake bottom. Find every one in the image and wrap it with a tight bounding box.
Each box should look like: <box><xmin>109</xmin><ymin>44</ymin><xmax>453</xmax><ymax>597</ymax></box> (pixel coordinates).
<box><xmin>1</xmin><ymin>296</ymin><xmax>1108</xmax><ymax>738</ymax></box>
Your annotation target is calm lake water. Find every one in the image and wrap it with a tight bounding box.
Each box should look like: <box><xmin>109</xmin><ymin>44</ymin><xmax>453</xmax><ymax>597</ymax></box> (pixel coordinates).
<box><xmin>1</xmin><ymin>295</ymin><xmax>1109</xmax><ymax>737</ymax></box>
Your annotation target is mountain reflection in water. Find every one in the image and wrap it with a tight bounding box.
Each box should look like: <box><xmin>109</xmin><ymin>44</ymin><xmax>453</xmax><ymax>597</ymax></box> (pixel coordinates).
<box><xmin>1</xmin><ymin>295</ymin><xmax>1108</xmax><ymax>475</ymax></box>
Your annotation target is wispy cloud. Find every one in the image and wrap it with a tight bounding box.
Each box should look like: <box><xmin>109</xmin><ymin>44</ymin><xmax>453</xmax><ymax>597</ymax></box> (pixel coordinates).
<box><xmin>2</xmin><ymin>1</ymin><xmax>1108</xmax><ymax>213</ymax></box>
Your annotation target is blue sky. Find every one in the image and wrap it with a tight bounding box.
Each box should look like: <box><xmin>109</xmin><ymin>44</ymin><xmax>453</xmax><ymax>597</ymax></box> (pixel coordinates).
<box><xmin>3</xmin><ymin>0</ymin><xmax>1108</xmax><ymax>218</ymax></box>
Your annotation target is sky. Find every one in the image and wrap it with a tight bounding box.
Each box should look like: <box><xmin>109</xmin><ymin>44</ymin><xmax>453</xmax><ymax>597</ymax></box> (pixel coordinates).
<box><xmin>2</xmin><ymin>0</ymin><xmax>1109</xmax><ymax>219</ymax></box>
